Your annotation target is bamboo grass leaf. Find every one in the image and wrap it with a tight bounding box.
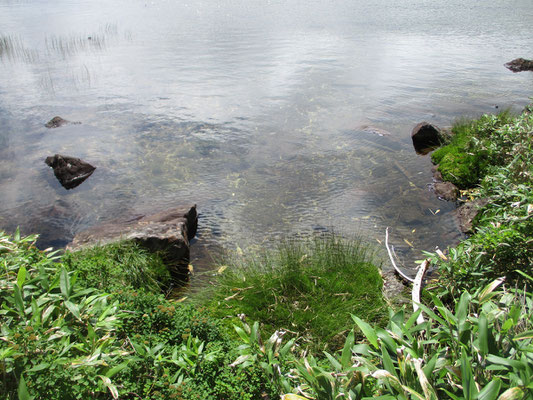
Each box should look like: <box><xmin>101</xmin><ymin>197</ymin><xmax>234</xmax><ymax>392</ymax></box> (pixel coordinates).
<box><xmin>478</xmin><ymin>314</ymin><xmax>489</xmax><ymax>356</ymax></box>
<box><xmin>17</xmin><ymin>266</ymin><xmax>27</xmax><ymax>288</ymax></box>
<box><xmin>13</xmin><ymin>284</ymin><xmax>24</xmax><ymax>316</ymax></box>
<box><xmin>461</xmin><ymin>349</ymin><xmax>478</xmax><ymax>400</ymax></box>
<box><xmin>18</xmin><ymin>375</ymin><xmax>31</xmax><ymax>400</ymax></box>
<box><xmin>352</xmin><ymin>315</ymin><xmax>379</xmax><ymax>349</ymax></box>
<box><xmin>341</xmin><ymin>330</ymin><xmax>354</xmax><ymax>368</ymax></box>
<box><xmin>476</xmin><ymin>379</ymin><xmax>501</xmax><ymax>400</ymax></box>
<box><xmin>496</xmin><ymin>387</ymin><xmax>525</xmax><ymax>400</ymax></box>
<box><xmin>60</xmin><ymin>267</ymin><xmax>70</xmax><ymax>300</ymax></box>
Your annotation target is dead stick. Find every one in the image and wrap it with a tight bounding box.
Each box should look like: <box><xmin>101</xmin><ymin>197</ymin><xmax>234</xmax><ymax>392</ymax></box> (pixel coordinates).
<box><xmin>412</xmin><ymin>259</ymin><xmax>429</xmax><ymax>325</ymax></box>
<box><xmin>385</xmin><ymin>227</ymin><xmax>415</xmax><ymax>283</ymax></box>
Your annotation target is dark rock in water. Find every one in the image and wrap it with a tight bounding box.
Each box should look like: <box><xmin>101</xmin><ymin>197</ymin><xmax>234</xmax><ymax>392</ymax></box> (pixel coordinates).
<box><xmin>434</xmin><ymin>182</ymin><xmax>460</xmax><ymax>201</ymax></box>
<box><xmin>455</xmin><ymin>199</ymin><xmax>489</xmax><ymax>233</ymax></box>
<box><xmin>45</xmin><ymin>116</ymin><xmax>81</xmax><ymax>128</ymax></box>
<box><xmin>411</xmin><ymin>122</ymin><xmax>444</xmax><ymax>154</ymax></box>
<box><xmin>504</xmin><ymin>58</ymin><xmax>533</xmax><ymax>73</ymax></box>
<box><xmin>45</xmin><ymin>154</ymin><xmax>95</xmax><ymax>189</ymax></box>
<box><xmin>67</xmin><ymin>205</ymin><xmax>198</xmax><ymax>281</ymax></box>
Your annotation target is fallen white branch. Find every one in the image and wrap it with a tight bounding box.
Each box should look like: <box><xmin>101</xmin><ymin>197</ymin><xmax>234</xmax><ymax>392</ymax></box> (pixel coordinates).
<box><xmin>412</xmin><ymin>259</ymin><xmax>429</xmax><ymax>325</ymax></box>
<box><xmin>385</xmin><ymin>227</ymin><xmax>415</xmax><ymax>283</ymax></box>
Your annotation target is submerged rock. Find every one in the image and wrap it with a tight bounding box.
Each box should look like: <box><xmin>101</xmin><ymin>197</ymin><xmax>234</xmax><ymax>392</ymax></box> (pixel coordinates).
<box><xmin>434</xmin><ymin>181</ymin><xmax>460</xmax><ymax>202</ymax></box>
<box><xmin>67</xmin><ymin>205</ymin><xmax>198</xmax><ymax>281</ymax></box>
<box><xmin>45</xmin><ymin>116</ymin><xmax>81</xmax><ymax>128</ymax></box>
<box><xmin>455</xmin><ymin>198</ymin><xmax>489</xmax><ymax>233</ymax></box>
<box><xmin>504</xmin><ymin>58</ymin><xmax>533</xmax><ymax>73</ymax></box>
<box><xmin>45</xmin><ymin>154</ymin><xmax>96</xmax><ymax>189</ymax></box>
<box><xmin>411</xmin><ymin>122</ymin><xmax>444</xmax><ymax>154</ymax></box>
<box><xmin>358</xmin><ymin>125</ymin><xmax>392</xmax><ymax>136</ymax></box>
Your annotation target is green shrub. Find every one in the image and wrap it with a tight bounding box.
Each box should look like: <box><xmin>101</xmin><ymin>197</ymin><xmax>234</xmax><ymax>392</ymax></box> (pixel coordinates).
<box><xmin>63</xmin><ymin>241</ymin><xmax>171</xmax><ymax>293</ymax></box>
<box><xmin>0</xmin><ymin>232</ymin><xmax>280</xmax><ymax>399</ymax></box>
<box><xmin>197</xmin><ymin>234</ymin><xmax>387</xmax><ymax>352</ymax></box>
<box><xmin>231</xmin><ymin>277</ymin><xmax>533</xmax><ymax>399</ymax></box>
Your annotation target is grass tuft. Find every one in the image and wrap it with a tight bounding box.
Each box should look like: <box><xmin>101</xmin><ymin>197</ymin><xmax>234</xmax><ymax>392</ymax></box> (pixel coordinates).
<box><xmin>63</xmin><ymin>241</ymin><xmax>171</xmax><ymax>293</ymax></box>
<box><xmin>196</xmin><ymin>234</ymin><xmax>387</xmax><ymax>351</ymax></box>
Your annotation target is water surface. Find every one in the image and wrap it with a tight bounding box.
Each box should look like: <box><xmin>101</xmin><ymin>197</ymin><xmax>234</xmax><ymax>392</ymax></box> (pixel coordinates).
<box><xmin>1</xmin><ymin>0</ymin><xmax>532</xmax><ymax>276</ymax></box>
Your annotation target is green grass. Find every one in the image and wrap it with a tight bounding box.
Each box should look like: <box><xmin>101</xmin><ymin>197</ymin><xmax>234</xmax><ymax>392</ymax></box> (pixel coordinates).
<box><xmin>429</xmin><ymin>106</ymin><xmax>533</xmax><ymax>296</ymax></box>
<box><xmin>196</xmin><ymin>234</ymin><xmax>387</xmax><ymax>351</ymax></box>
<box><xmin>62</xmin><ymin>241</ymin><xmax>171</xmax><ymax>293</ymax></box>
<box><xmin>431</xmin><ymin>110</ymin><xmax>516</xmax><ymax>189</ymax></box>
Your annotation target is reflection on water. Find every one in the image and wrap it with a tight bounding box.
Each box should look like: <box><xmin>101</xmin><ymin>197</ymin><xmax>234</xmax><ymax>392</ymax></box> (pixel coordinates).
<box><xmin>1</xmin><ymin>0</ymin><xmax>532</xmax><ymax>281</ymax></box>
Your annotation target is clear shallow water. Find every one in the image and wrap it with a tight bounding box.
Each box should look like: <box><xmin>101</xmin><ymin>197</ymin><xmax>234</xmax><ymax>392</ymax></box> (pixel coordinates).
<box><xmin>1</xmin><ymin>0</ymin><xmax>532</xmax><ymax>276</ymax></box>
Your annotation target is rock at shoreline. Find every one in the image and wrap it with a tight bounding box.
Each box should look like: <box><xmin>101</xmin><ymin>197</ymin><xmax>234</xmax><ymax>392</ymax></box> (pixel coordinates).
<box><xmin>431</xmin><ymin>164</ymin><xmax>443</xmax><ymax>182</ymax></box>
<box><xmin>434</xmin><ymin>182</ymin><xmax>460</xmax><ymax>202</ymax></box>
<box><xmin>504</xmin><ymin>58</ymin><xmax>533</xmax><ymax>73</ymax></box>
<box><xmin>455</xmin><ymin>199</ymin><xmax>489</xmax><ymax>233</ymax></box>
<box><xmin>411</xmin><ymin>122</ymin><xmax>444</xmax><ymax>154</ymax></box>
<box><xmin>67</xmin><ymin>205</ymin><xmax>198</xmax><ymax>281</ymax></box>
<box><xmin>45</xmin><ymin>116</ymin><xmax>81</xmax><ymax>128</ymax></box>
<box><xmin>45</xmin><ymin>154</ymin><xmax>96</xmax><ymax>190</ymax></box>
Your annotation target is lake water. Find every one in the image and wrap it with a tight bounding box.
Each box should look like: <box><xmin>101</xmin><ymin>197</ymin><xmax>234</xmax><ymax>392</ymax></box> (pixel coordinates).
<box><xmin>1</xmin><ymin>0</ymin><xmax>532</xmax><ymax>277</ymax></box>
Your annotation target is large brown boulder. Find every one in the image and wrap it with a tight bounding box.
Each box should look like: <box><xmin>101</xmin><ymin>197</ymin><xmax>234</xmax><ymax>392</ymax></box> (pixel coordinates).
<box><xmin>67</xmin><ymin>205</ymin><xmax>198</xmax><ymax>280</ymax></box>
<box><xmin>45</xmin><ymin>154</ymin><xmax>96</xmax><ymax>189</ymax></box>
<box><xmin>504</xmin><ymin>58</ymin><xmax>533</xmax><ymax>73</ymax></box>
<box><xmin>411</xmin><ymin>122</ymin><xmax>444</xmax><ymax>154</ymax></box>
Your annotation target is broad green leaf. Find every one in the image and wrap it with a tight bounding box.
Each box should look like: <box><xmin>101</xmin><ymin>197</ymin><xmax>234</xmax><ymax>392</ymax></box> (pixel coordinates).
<box><xmin>234</xmin><ymin>325</ymin><xmax>250</xmax><ymax>344</ymax></box>
<box><xmin>28</xmin><ymin>363</ymin><xmax>50</xmax><ymax>372</ymax></box>
<box><xmin>513</xmin><ymin>330</ymin><xmax>533</xmax><ymax>340</ymax></box>
<box><xmin>13</xmin><ymin>285</ymin><xmax>24</xmax><ymax>316</ymax></box>
<box><xmin>42</xmin><ymin>305</ymin><xmax>56</xmax><ymax>323</ymax></box>
<box><xmin>65</xmin><ymin>301</ymin><xmax>81</xmax><ymax>321</ymax></box>
<box><xmin>476</xmin><ymin>379</ymin><xmax>501</xmax><ymax>400</ymax></box>
<box><xmin>487</xmin><ymin>355</ymin><xmax>526</xmax><ymax>370</ymax></box>
<box><xmin>497</xmin><ymin>387</ymin><xmax>525</xmax><ymax>400</ymax></box>
<box><xmin>461</xmin><ymin>349</ymin><xmax>478</xmax><ymax>400</ymax></box>
<box><xmin>250</xmin><ymin>321</ymin><xmax>259</xmax><ymax>344</ymax></box>
<box><xmin>17</xmin><ymin>266</ymin><xmax>27</xmax><ymax>288</ymax></box>
<box><xmin>352</xmin><ymin>315</ymin><xmax>379</xmax><ymax>349</ymax></box>
<box><xmin>381</xmin><ymin>345</ymin><xmax>397</xmax><ymax>379</ymax></box>
<box><xmin>323</xmin><ymin>351</ymin><xmax>342</xmax><ymax>372</ymax></box>
<box><xmin>280</xmin><ymin>338</ymin><xmax>295</xmax><ymax>357</ymax></box>
<box><xmin>478</xmin><ymin>314</ymin><xmax>489</xmax><ymax>356</ymax></box>
<box><xmin>341</xmin><ymin>330</ymin><xmax>354</xmax><ymax>368</ymax></box>
<box><xmin>60</xmin><ymin>267</ymin><xmax>70</xmax><ymax>299</ymax></box>
<box><xmin>18</xmin><ymin>375</ymin><xmax>30</xmax><ymax>400</ymax></box>
<box><xmin>456</xmin><ymin>292</ymin><xmax>471</xmax><ymax>326</ymax></box>
<box><xmin>105</xmin><ymin>362</ymin><xmax>129</xmax><ymax>378</ymax></box>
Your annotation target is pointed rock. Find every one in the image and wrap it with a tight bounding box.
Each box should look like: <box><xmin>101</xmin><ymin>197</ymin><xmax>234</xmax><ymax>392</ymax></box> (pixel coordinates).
<box><xmin>45</xmin><ymin>154</ymin><xmax>96</xmax><ymax>189</ymax></box>
<box><xmin>504</xmin><ymin>58</ymin><xmax>533</xmax><ymax>73</ymax></box>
